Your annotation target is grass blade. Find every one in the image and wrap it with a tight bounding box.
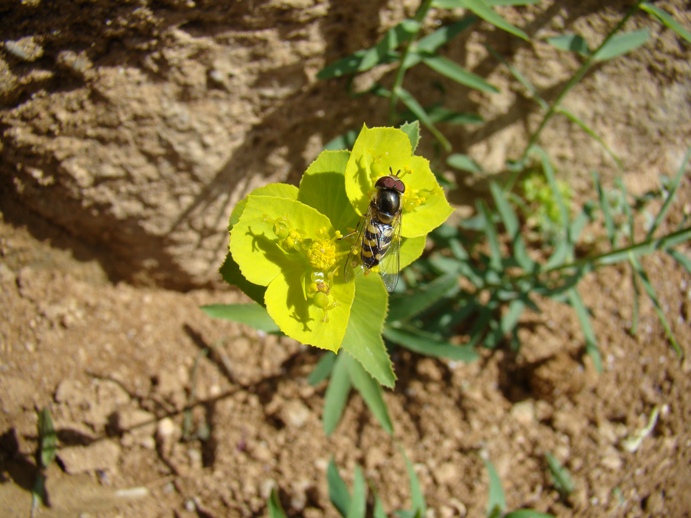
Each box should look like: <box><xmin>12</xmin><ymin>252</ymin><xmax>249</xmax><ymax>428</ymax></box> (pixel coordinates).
<box><xmin>388</xmin><ymin>272</ymin><xmax>459</xmax><ymax>322</ymax></box>
<box><xmin>629</xmin><ymin>254</ymin><xmax>682</xmax><ymax>357</ymax></box>
<box><xmin>346</xmin><ymin>466</ymin><xmax>367</xmax><ymax>518</ymax></box>
<box><xmin>268</xmin><ymin>488</ymin><xmax>288</xmax><ymax>518</ymax></box>
<box><xmin>545</xmin><ymin>453</ymin><xmax>575</xmax><ymax>499</ymax></box>
<box><xmin>546</xmin><ymin>33</ymin><xmax>590</xmax><ymax>56</ymax></box>
<box><xmin>486</xmin><ymin>44</ymin><xmax>548</xmax><ymax>111</ymax></box>
<box><xmin>593</xmin><ymin>172</ymin><xmax>617</xmax><ymax>246</ymax></box>
<box><xmin>668</xmin><ymin>249</ymin><xmax>691</xmax><ymax>274</ymax></box>
<box><xmin>593</xmin><ymin>28</ymin><xmax>650</xmax><ymax>61</ymax></box>
<box><xmin>415</xmin><ymin>16</ymin><xmax>477</xmax><ymax>54</ymax></box>
<box><xmin>308</xmin><ymin>352</ymin><xmax>336</xmax><ymax>386</ymax></box>
<box><xmin>421</xmin><ymin>54</ymin><xmax>499</xmax><ymax>93</ymax></box>
<box><xmin>402</xmin><ymin>448</ymin><xmax>426</xmax><ymax>516</ymax></box>
<box><xmin>395</xmin><ymin>87</ymin><xmax>451</xmax><ymax>151</ymax></box>
<box><xmin>483</xmin><ymin>458</ymin><xmax>507</xmax><ymax>517</ymax></box>
<box><xmin>460</xmin><ymin>0</ymin><xmax>529</xmax><ymax>41</ymax></box>
<box><xmin>200</xmin><ymin>303</ymin><xmax>279</xmax><ymax>333</ymax></box>
<box><xmin>328</xmin><ymin>457</ymin><xmax>351</xmax><ymax>516</ymax></box>
<box><xmin>646</xmin><ymin>146</ymin><xmax>691</xmax><ymax>239</ymax></box>
<box><xmin>447</xmin><ymin>153</ymin><xmax>484</xmax><ymax>174</ymax></box>
<box><xmin>640</xmin><ymin>2</ymin><xmax>691</xmax><ymax>44</ymax></box>
<box><xmin>323</xmin><ymin>354</ymin><xmax>352</xmax><ymax>435</ymax></box>
<box><xmin>384</xmin><ymin>326</ymin><xmax>479</xmax><ymax>362</ymax></box>
<box><xmin>556</xmin><ymin>107</ymin><xmax>622</xmax><ymax>168</ymax></box>
<box><xmin>478</xmin><ymin>200</ymin><xmax>503</xmax><ymax>271</ymax></box>
<box><xmin>345</xmin><ymin>353</ymin><xmax>394</xmax><ymax>434</ymax></box>
<box><xmin>567</xmin><ymin>288</ymin><xmax>603</xmax><ymax>372</ymax></box>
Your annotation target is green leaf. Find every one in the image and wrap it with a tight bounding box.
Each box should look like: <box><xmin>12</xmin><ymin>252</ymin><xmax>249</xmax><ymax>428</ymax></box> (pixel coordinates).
<box><xmin>415</xmin><ymin>17</ymin><xmax>478</xmax><ymax>54</ymax></box>
<box><xmin>394</xmin><ymin>88</ymin><xmax>452</xmax><ymax>152</ymax></box>
<box><xmin>200</xmin><ymin>303</ymin><xmax>279</xmax><ymax>333</ymax></box>
<box><xmin>567</xmin><ymin>288</ymin><xmax>603</xmax><ymax>372</ymax></box>
<box><xmin>421</xmin><ymin>54</ymin><xmax>499</xmax><ymax>93</ymax></box>
<box><xmin>447</xmin><ymin>153</ymin><xmax>484</xmax><ymax>174</ymax></box>
<box><xmin>325</xmin><ymin>129</ymin><xmax>360</xmax><ymax>150</ymax></box>
<box><xmin>384</xmin><ymin>326</ymin><xmax>479</xmax><ymax>362</ymax></box>
<box><xmin>308</xmin><ymin>352</ymin><xmax>337</xmax><ymax>386</ymax></box>
<box><xmin>323</xmin><ymin>354</ymin><xmax>352</xmax><ymax>435</ymax></box>
<box><xmin>593</xmin><ymin>28</ymin><xmax>650</xmax><ymax>61</ymax></box>
<box><xmin>373</xmin><ymin>495</ymin><xmax>388</xmax><ymax>518</ymax></box>
<box><xmin>388</xmin><ymin>271</ymin><xmax>459</xmax><ymax>322</ymax></box>
<box><xmin>641</xmin><ymin>3</ymin><xmax>691</xmax><ymax>44</ymax></box>
<box><xmin>546</xmin><ymin>34</ymin><xmax>590</xmax><ymax>55</ymax></box>
<box><xmin>629</xmin><ymin>254</ymin><xmax>682</xmax><ymax>357</ymax></box>
<box><xmin>38</xmin><ymin>408</ymin><xmax>57</xmax><ymax>470</ymax></box>
<box><xmin>486</xmin><ymin>44</ymin><xmax>548</xmax><ymax>111</ymax></box>
<box><xmin>478</xmin><ymin>201</ymin><xmax>503</xmax><ymax>271</ymax></box>
<box><xmin>341</xmin><ymin>274</ymin><xmax>396</xmax><ymax>388</ymax></box>
<box><xmin>500</xmin><ymin>299</ymin><xmax>525</xmax><ymax>335</ymax></box>
<box><xmin>668</xmin><ymin>249</ymin><xmax>691</xmax><ymax>274</ymax></box>
<box><xmin>646</xmin><ymin>146</ymin><xmax>690</xmax><ymax>240</ymax></box>
<box><xmin>344</xmin><ymin>353</ymin><xmax>394</xmax><ymax>434</ymax></box>
<box><xmin>403</xmin><ymin>448</ymin><xmax>426</xmax><ymax>516</ymax></box>
<box><xmin>593</xmin><ymin>171</ymin><xmax>617</xmax><ymax>246</ymax></box>
<box><xmin>268</xmin><ymin>488</ymin><xmax>288</xmax><ymax>518</ymax></box>
<box><xmin>328</xmin><ymin>457</ymin><xmax>351</xmax><ymax>515</ymax></box>
<box><xmin>459</xmin><ymin>0</ymin><xmax>529</xmax><ymax>41</ymax></box>
<box><xmin>400</xmin><ymin>120</ymin><xmax>421</xmax><ymax>153</ymax></box>
<box><xmin>347</xmin><ymin>465</ymin><xmax>368</xmax><ymax>518</ymax></box>
<box><xmin>556</xmin><ymin>107</ymin><xmax>622</xmax><ymax>168</ymax></box>
<box><xmin>483</xmin><ymin>458</ymin><xmax>507</xmax><ymax>517</ymax></box>
<box><xmin>545</xmin><ymin>452</ymin><xmax>575</xmax><ymax>498</ymax></box>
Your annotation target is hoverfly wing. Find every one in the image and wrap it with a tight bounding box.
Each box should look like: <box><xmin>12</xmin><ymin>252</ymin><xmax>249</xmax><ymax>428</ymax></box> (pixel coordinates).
<box><xmin>343</xmin><ymin>207</ymin><xmax>370</xmax><ymax>283</ymax></box>
<box><xmin>379</xmin><ymin>212</ymin><xmax>402</xmax><ymax>293</ymax></box>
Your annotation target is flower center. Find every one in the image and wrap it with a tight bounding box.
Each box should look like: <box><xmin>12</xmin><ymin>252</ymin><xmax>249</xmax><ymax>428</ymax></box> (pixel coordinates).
<box><xmin>306</xmin><ymin>238</ymin><xmax>337</xmax><ymax>271</ymax></box>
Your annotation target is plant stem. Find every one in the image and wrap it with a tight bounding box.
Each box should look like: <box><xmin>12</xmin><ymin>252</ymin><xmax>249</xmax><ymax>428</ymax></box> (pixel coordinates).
<box><xmin>388</xmin><ymin>0</ymin><xmax>435</xmax><ymax>124</ymax></box>
<box><xmin>518</xmin><ymin>1</ymin><xmax>646</xmax><ymax>163</ymax></box>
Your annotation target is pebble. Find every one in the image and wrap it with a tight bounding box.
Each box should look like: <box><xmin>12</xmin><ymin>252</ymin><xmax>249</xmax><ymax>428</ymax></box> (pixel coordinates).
<box><xmin>58</xmin><ymin>439</ymin><xmax>120</xmax><ymax>475</ymax></box>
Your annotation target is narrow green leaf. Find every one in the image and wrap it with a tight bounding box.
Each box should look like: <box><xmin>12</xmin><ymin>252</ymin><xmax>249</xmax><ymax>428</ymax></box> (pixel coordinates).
<box><xmin>641</xmin><ymin>3</ymin><xmax>691</xmax><ymax>44</ymax></box>
<box><xmin>421</xmin><ymin>54</ymin><xmax>499</xmax><ymax>93</ymax></box>
<box><xmin>38</xmin><ymin>408</ymin><xmax>57</xmax><ymax>470</ymax></box>
<box><xmin>483</xmin><ymin>458</ymin><xmax>507</xmax><ymax>517</ymax></box>
<box><xmin>346</xmin><ymin>466</ymin><xmax>367</xmax><ymax>518</ymax></box>
<box><xmin>400</xmin><ymin>120</ymin><xmax>421</xmax><ymax>153</ymax></box>
<box><xmin>323</xmin><ymin>354</ymin><xmax>352</xmax><ymax>435</ymax></box>
<box><xmin>546</xmin><ymin>34</ymin><xmax>590</xmax><ymax>55</ymax></box>
<box><xmin>200</xmin><ymin>303</ymin><xmax>279</xmax><ymax>333</ymax></box>
<box><xmin>556</xmin><ymin>107</ymin><xmax>622</xmax><ymax>168</ymax></box>
<box><xmin>308</xmin><ymin>352</ymin><xmax>337</xmax><ymax>386</ymax></box>
<box><xmin>490</xmin><ymin>181</ymin><xmax>518</xmax><ymax>236</ymax></box>
<box><xmin>325</xmin><ymin>129</ymin><xmax>360</xmax><ymax>150</ymax></box>
<box><xmin>373</xmin><ymin>495</ymin><xmax>388</xmax><ymax>518</ymax></box>
<box><xmin>478</xmin><ymin>201</ymin><xmax>503</xmax><ymax>271</ymax></box>
<box><xmin>646</xmin><ymin>146</ymin><xmax>690</xmax><ymax>239</ymax></box>
<box><xmin>629</xmin><ymin>254</ymin><xmax>682</xmax><ymax>357</ymax></box>
<box><xmin>591</xmin><ymin>226</ymin><xmax>691</xmax><ymax>267</ymax></box>
<box><xmin>447</xmin><ymin>153</ymin><xmax>484</xmax><ymax>174</ymax></box>
<box><xmin>593</xmin><ymin>172</ymin><xmax>617</xmax><ymax>246</ymax></box>
<box><xmin>384</xmin><ymin>326</ymin><xmax>479</xmax><ymax>362</ymax></box>
<box><xmin>345</xmin><ymin>353</ymin><xmax>394</xmax><ymax>434</ymax></box>
<box><xmin>668</xmin><ymin>249</ymin><xmax>691</xmax><ymax>274</ymax></box>
<box><xmin>593</xmin><ymin>28</ymin><xmax>650</xmax><ymax>61</ymax></box>
<box><xmin>434</xmin><ymin>0</ymin><xmax>539</xmax><ymax>6</ymax></box>
<box><xmin>403</xmin><ymin>449</ymin><xmax>426</xmax><ymax>516</ymax></box>
<box><xmin>395</xmin><ymin>87</ymin><xmax>451</xmax><ymax>151</ymax></box>
<box><xmin>460</xmin><ymin>0</ymin><xmax>529</xmax><ymax>41</ymax></box>
<box><xmin>328</xmin><ymin>457</ymin><xmax>351</xmax><ymax>516</ymax></box>
<box><xmin>486</xmin><ymin>44</ymin><xmax>548</xmax><ymax>110</ymax></box>
<box><xmin>500</xmin><ymin>299</ymin><xmax>525</xmax><ymax>335</ymax></box>
<box><xmin>415</xmin><ymin>17</ymin><xmax>478</xmax><ymax>54</ymax></box>
<box><xmin>567</xmin><ymin>288</ymin><xmax>603</xmax><ymax>372</ymax></box>
<box><xmin>388</xmin><ymin>272</ymin><xmax>459</xmax><ymax>322</ymax></box>
<box><xmin>545</xmin><ymin>452</ymin><xmax>575</xmax><ymax>498</ymax></box>
<box><xmin>268</xmin><ymin>488</ymin><xmax>288</xmax><ymax>518</ymax></box>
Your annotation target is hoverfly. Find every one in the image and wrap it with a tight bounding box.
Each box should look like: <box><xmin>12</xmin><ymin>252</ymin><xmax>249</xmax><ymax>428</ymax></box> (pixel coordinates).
<box><xmin>344</xmin><ymin>170</ymin><xmax>404</xmax><ymax>292</ymax></box>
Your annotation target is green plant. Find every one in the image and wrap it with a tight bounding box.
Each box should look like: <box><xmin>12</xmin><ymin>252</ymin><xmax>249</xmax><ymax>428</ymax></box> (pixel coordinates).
<box><xmin>31</xmin><ymin>407</ymin><xmax>57</xmax><ymax>517</ymax></box>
